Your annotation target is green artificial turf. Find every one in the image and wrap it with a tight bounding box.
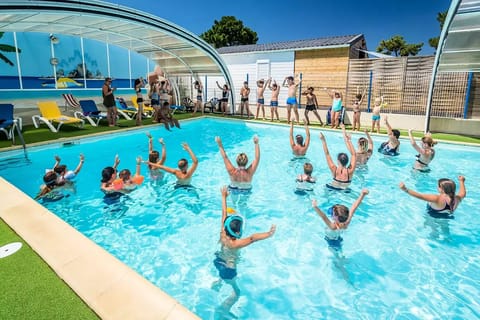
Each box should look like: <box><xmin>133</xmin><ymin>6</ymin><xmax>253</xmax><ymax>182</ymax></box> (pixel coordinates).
<box><xmin>0</xmin><ymin>220</ymin><xmax>99</xmax><ymax>320</ymax></box>
<box><xmin>0</xmin><ymin>114</ymin><xmax>479</xmax><ymax>149</ymax></box>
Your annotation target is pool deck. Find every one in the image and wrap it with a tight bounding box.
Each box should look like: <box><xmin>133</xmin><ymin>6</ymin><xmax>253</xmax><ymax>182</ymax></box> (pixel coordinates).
<box><xmin>0</xmin><ymin>177</ymin><xmax>199</xmax><ymax>319</ymax></box>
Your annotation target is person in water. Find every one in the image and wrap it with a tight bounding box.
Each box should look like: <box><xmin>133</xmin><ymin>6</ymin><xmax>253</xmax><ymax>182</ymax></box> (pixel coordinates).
<box><xmin>145</xmin><ymin>132</ymin><xmax>166</xmax><ymax>181</ymax></box>
<box><xmin>215</xmin><ymin>135</ymin><xmax>260</xmax><ymax>191</ymax></box>
<box><xmin>212</xmin><ymin>186</ymin><xmax>276</xmax><ymax>311</ymax></box>
<box><xmin>146</xmin><ymin>142</ymin><xmax>198</xmax><ymax>187</ymax></box>
<box><xmin>290</xmin><ymin>119</ymin><xmax>311</xmax><ymax>157</ymax></box>
<box><xmin>408</xmin><ymin>129</ymin><xmax>437</xmax><ymax>172</ymax></box>
<box><xmin>295</xmin><ymin>162</ymin><xmax>316</xmax><ymax>193</ymax></box>
<box><xmin>52</xmin><ymin>153</ymin><xmax>85</xmax><ymax>183</ymax></box>
<box><xmin>378</xmin><ymin>116</ymin><xmax>400</xmax><ymax>156</ymax></box>
<box><xmin>118</xmin><ymin>156</ymin><xmax>142</xmax><ymax>192</ymax></box>
<box><xmin>312</xmin><ymin>188</ymin><xmax>368</xmax><ymax>251</ymax></box>
<box><xmin>399</xmin><ymin>176</ymin><xmax>466</xmax><ymax>219</ymax></box>
<box><xmin>35</xmin><ymin>170</ymin><xmax>67</xmax><ymax>201</ymax></box>
<box><xmin>355</xmin><ymin>129</ymin><xmax>374</xmax><ymax>166</ymax></box>
<box><xmin>319</xmin><ymin>124</ymin><xmax>357</xmax><ymax>191</ymax></box>
<box><xmin>100</xmin><ymin>154</ymin><xmax>123</xmax><ymax>194</ymax></box>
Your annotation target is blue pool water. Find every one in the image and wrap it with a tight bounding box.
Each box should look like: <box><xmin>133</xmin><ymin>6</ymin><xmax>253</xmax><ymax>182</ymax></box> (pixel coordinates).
<box><xmin>1</xmin><ymin>118</ymin><xmax>479</xmax><ymax>319</ymax></box>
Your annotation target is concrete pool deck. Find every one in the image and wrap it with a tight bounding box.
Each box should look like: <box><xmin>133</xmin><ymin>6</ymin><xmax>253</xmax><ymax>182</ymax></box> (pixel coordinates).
<box><xmin>0</xmin><ymin>177</ymin><xmax>199</xmax><ymax>319</ymax></box>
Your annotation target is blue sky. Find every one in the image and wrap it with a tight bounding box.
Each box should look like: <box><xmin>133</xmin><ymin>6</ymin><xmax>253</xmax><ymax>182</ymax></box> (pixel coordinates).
<box><xmin>108</xmin><ymin>0</ymin><xmax>451</xmax><ymax>55</ymax></box>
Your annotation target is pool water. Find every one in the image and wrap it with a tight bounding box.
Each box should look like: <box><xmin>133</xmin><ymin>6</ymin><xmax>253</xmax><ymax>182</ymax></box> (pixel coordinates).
<box><xmin>1</xmin><ymin>118</ymin><xmax>479</xmax><ymax>319</ymax></box>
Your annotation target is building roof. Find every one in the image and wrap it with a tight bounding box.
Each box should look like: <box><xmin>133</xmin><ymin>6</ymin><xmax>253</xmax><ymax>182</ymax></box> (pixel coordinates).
<box><xmin>0</xmin><ymin>0</ymin><xmax>231</xmax><ymax>79</ymax></box>
<box><xmin>436</xmin><ymin>0</ymin><xmax>480</xmax><ymax>72</ymax></box>
<box><xmin>216</xmin><ymin>34</ymin><xmax>364</xmax><ymax>54</ymax></box>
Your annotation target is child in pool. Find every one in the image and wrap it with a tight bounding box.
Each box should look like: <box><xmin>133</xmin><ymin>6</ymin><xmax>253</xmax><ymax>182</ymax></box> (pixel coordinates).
<box><xmin>312</xmin><ymin>189</ymin><xmax>368</xmax><ymax>251</ymax></box>
<box><xmin>295</xmin><ymin>162</ymin><xmax>316</xmax><ymax>193</ymax></box>
<box><xmin>145</xmin><ymin>132</ymin><xmax>166</xmax><ymax>180</ymax></box>
<box><xmin>118</xmin><ymin>156</ymin><xmax>142</xmax><ymax>191</ymax></box>
<box><xmin>35</xmin><ymin>170</ymin><xmax>67</xmax><ymax>201</ymax></box>
<box><xmin>355</xmin><ymin>129</ymin><xmax>374</xmax><ymax>166</ymax></box>
<box><xmin>52</xmin><ymin>153</ymin><xmax>85</xmax><ymax>183</ymax></box>
<box><xmin>212</xmin><ymin>186</ymin><xmax>276</xmax><ymax>310</ymax></box>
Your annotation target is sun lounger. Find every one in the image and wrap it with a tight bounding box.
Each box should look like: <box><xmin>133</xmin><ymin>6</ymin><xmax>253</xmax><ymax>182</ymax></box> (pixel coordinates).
<box><xmin>115</xmin><ymin>98</ymin><xmax>137</xmax><ymax>120</ymax></box>
<box><xmin>33</xmin><ymin>101</ymin><xmax>84</xmax><ymax>133</ymax></box>
<box><xmin>74</xmin><ymin>100</ymin><xmax>107</xmax><ymax>126</ymax></box>
<box><xmin>131</xmin><ymin>96</ymin><xmax>155</xmax><ymax>117</ymax></box>
<box><xmin>0</xmin><ymin>103</ymin><xmax>22</xmax><ymax>140</ymax></box>
<box><xmin>62</xmin><ymin>93</ymin><xmax>81</xmax><ymax>111</ymax></box>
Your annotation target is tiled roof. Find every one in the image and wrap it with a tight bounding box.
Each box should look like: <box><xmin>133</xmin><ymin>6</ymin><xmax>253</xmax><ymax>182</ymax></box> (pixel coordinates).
<box><xmin>216</xmin><ymin>34</ymin><xmax>363</xmax><ymax>54</ymax></box>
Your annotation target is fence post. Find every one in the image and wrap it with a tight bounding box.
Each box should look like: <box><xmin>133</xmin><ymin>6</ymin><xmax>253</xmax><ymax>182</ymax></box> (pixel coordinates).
<box><xmin>463</xmin><ymin>72</ymin><xmax>473</xmax><ymax>119</ymax></box>
<box><xmin>367</xmin><ymin>70</ymin><xmax>373</xmax><ymax>112</ymax></box>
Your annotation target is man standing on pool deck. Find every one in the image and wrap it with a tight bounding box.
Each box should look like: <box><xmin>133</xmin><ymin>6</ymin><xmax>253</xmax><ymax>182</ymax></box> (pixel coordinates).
<box><xmin>215</xmin><ymin>135</ymin><xmax>260</xmax><ymax>192</ymax></box>
<box><xmin>255</xmin><ymin>78</ymin><xmax>268</xmax><ymax>120</ymax></box>
<box><xmin>283</xmin><ymin>75</ymin><xmax>302</xmax><ymax>124</ymax></box>
<box><xmin>212</xmin><ymin>186</ymin><xmax>276</xmax><ymax>313</ymax></box>
<box><xmin>269</xmin><ymin>79</ymin><xmax>281</xmax><ymax>121</ymax></box>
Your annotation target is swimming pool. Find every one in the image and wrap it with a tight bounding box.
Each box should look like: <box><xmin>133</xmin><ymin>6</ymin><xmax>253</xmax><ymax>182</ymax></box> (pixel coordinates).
<box><xmin>1</xmin><ymin>118</ymin><xmax>479</xmax><ymax>319</ymax></box>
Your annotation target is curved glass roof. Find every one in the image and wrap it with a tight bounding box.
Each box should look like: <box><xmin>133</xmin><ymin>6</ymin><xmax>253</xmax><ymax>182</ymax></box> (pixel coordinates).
<box><xmin>437</xmin><ymin>0</ymin><xmax>480</xmax><ymax>72</ymax></box>
<box><xmin>0</xmin><ymin>0</ymin><xmax>232</xmax><ymax>80</ymax></box>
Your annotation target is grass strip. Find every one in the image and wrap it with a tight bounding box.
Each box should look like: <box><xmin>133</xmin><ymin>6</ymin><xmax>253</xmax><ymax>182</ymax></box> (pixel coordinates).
<box><xmin>0</xmin><ymin>219</ymin><xmax>99</xmax><ymax>320</ymax></box>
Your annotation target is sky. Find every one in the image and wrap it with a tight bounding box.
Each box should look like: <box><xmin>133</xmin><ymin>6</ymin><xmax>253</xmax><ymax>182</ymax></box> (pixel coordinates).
<box><xmin>107</xmin><ymin>0</ymin><xmax>452</xmax><ymax>56</ymax></box>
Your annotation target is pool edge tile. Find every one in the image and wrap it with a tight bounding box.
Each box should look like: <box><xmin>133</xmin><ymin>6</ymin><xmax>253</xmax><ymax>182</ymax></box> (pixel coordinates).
<box><xmin>0</xmin><ymin>177</ymin><xmax>200</xmax><ymax>320</ymax></box>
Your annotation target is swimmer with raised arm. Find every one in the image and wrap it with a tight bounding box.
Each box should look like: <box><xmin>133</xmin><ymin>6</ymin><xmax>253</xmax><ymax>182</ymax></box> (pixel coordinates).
<box><xmin>378</xmin><ymin>116</ymin><xmax>400</xmax><ymax>156</ymax></box>
<box><xmin>312</xmin><ymin>189</ymin><xmax>368</xmax><ymax>251</ymax></box>
<box><xmin>216</xmin><ymin>135</ymin><xmax>260</xmax><ymax>191</ymax></box>
<box><xmin>355</xmin><ymin>129</ymin><xmax>374</xmax><ymax>166</ymax></box>
<box><xmin>290</xmin><ymin>119</ymin><xmax>310</xmax><ymax>157</ymax></box>
<box><xmin>399</xmin><ymin>176</ymin><xmax>466</xmax><ymax>219</ymax></box>
<box><xmin>145</xmin><ymin>132</ymin><xmax>166</xmax><ymax>180</ymax></box>
<box><xmin>146</xmin><ymin>142</ymin><xmax>198</xmax><ymax>187</ymax></box>
<box><xmin>52</xmin><ymin>153</ymin><xmax>85</xmax><ymax>183</ymax></box>
<box><xmin>319</xmin><ymin>124</ymin><xmax>357</xmax><ymax>191</ymax></box>
<box><xmin>408</xmin><ymin>129</ymin><xmax>437</xmax><ymax>172</ymax></box>
<box><xmin>212</xmin><ymin>186</ymin><xmax>275</xmax><ymax>310</ymax></box>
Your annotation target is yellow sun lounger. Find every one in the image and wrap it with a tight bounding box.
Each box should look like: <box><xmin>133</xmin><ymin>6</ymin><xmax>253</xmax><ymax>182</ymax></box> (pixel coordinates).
<box><xmin>33</xmin><ymin>101</ymin><xmax>84</xmax><ymax>133</ymax></box>
<box><xmin>131</xmin><ymin>96</ymin><xmax>155</xmax><ymax>117</ymax></box>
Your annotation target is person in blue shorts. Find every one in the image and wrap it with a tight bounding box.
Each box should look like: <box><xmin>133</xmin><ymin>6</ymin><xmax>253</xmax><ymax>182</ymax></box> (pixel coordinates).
<box><xmin>268</xmin><ymin>79</ymin><xmax>281</xmax><ymax>121</ymax></box>
<box><xmin>212</xmin><ymin>186</ymin><xmax>276</xmax><ymax>311</ymax></box>
<box><xmin>283</xmin><ymin>75</ymin><xmax>302</xmax><ymax>124</ymax></box>
<box><xmin>255</xmin><ymin>78</ymin><xmax>268</xmax><ymax>120</ymax></box>
<box><xmin>312</xmin><ymin>188</ymin><xmax>368</xmax><ymax>251</ymax></box>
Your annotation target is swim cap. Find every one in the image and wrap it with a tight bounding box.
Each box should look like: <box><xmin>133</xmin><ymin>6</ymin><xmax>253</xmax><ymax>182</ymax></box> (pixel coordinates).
<box><xmin>224</xmin><ymin>215</ymin><xmax>244</xmax><ymax>239</ymax></box>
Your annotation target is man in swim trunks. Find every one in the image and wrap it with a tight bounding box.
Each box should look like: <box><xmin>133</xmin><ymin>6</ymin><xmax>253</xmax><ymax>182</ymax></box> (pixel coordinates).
<box><xmin>239</xmin><ymin>81</ymin><xmax>251</xmax><ymax>119</ymax></box>
<box><xmin>215</xmin><ymin>135</ymin><xmax>260</xmax><ymax>191</ymax></box>
<box><xmin>255</xmin><ymin>78</ymin><xmax>268</xmax><ymax>120</ymax></box>
<box><xmin>212</xmin><ymin>186</ymin><xmax>276</xmax><ymax>311</ymax></box>
<box><xmin>371</xmin><ymin>96</ymin><xmax>386</xmax><ymax>133</ymax></box>
<box><xmin>290</xmin><ymin>119</ymin><xmax>310</xmax><ymax>157</ymax></box>
<box><xmin>283</xmin><ymin>75</ymin><xmax>301</xmax><ymax>124</ymax></box>
<box><xmin>268</xmin><ymin>79</ymin><xmax>281</xmax><ymax>121</ymax></box>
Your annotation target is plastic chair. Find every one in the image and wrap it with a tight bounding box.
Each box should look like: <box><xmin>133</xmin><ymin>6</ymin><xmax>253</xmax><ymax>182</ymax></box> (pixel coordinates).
<box><xmin>74</xmin><ymin>100</ymin><xmax>107</xmax><ymax>126</ymax></box>
<box><xmin>32</xmin><ymin>101</ymin><xmax>84</xmax><ymax>133</ymax></box>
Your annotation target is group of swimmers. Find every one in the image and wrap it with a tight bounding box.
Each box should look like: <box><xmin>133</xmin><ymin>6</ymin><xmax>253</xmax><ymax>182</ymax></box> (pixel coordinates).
<box><xmin>35</xmin><ymin>117</ymin><xmax>467</xmax><ymax>314</ymax></box>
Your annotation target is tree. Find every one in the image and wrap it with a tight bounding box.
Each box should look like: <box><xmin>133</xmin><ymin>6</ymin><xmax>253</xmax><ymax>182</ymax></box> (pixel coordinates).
<box><xmin>0</xmin><ymin>32</ymin><xmax>21</xmax><ymax>66</ymax></box>
<box><xmin>200</xmin><ymin>16</ymin><xmax>258</xmax><ymax>48</ymax></box>
<box><xmin>376</xmin><ymin>35</ymin><xmax>423</xmax><ymax>57</ymax></box>
<box><xmin>429</xmin><ymin>11</ymin><xmax>448</xmax><ymax>52</ymax></box>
